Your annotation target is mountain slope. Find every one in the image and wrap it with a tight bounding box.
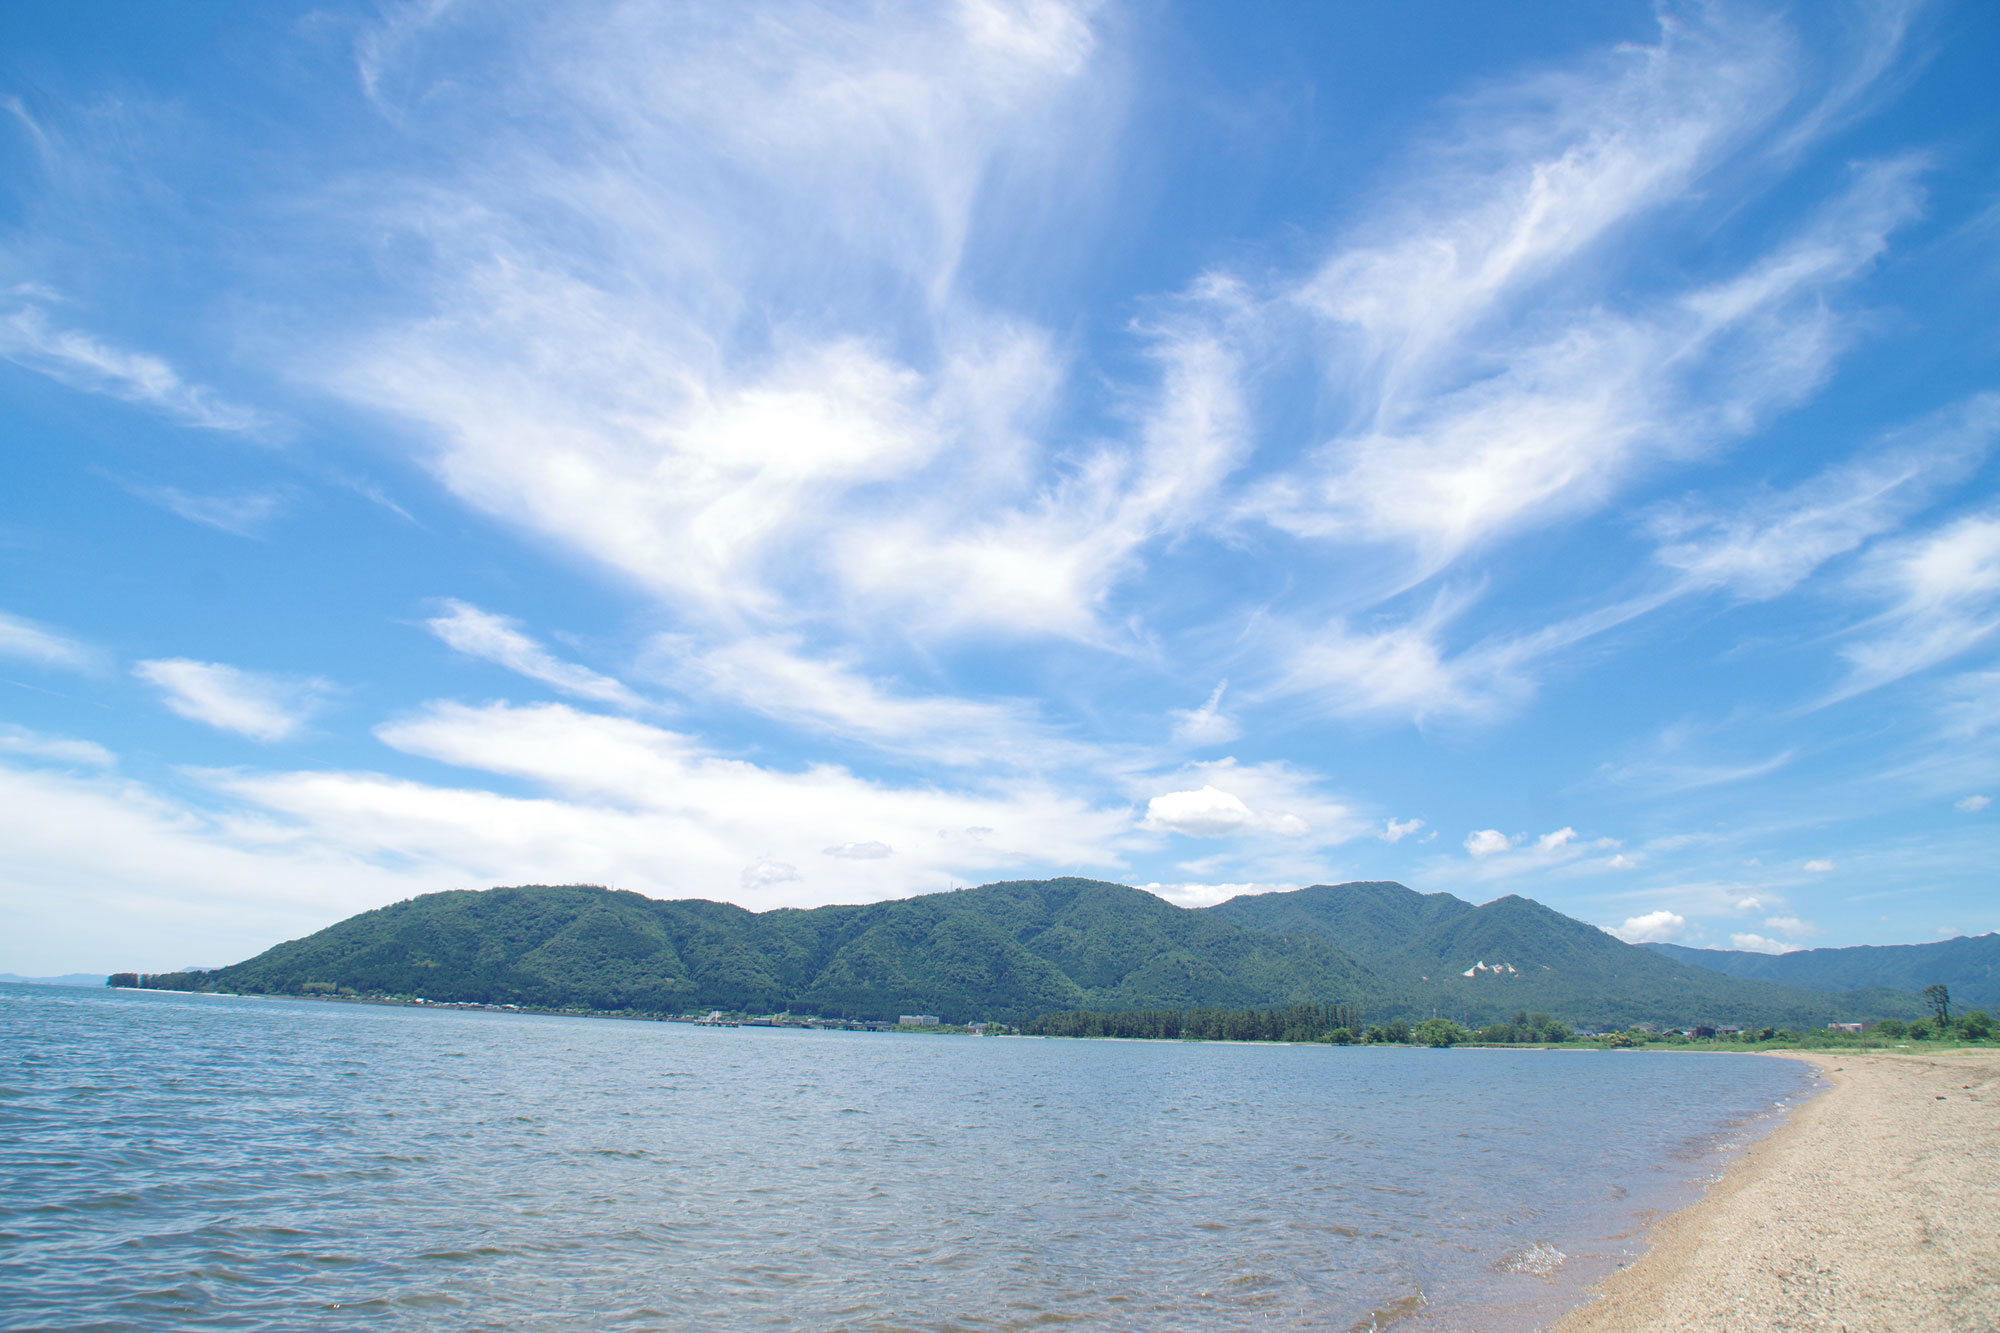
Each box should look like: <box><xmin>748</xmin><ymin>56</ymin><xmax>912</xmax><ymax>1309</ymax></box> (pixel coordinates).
<box><xmin>199</xmin><ymin>879</ymin><xmax>1388</xmax><ymax>1022</ymax></box>
<box><xmin>1642</xmin><ymin>936</ymin><xmax>2000</xmax><ymax>1012</ymax></box>
<box><xmin>1208</xmin><ymin>884</ymin><xmax>1922</xmax><ymax>1027</ymax></box>
<box><xmin>180</xmin><ymin>877</ymin><xmax>1938</xmax><ymax>1029</ymax></box>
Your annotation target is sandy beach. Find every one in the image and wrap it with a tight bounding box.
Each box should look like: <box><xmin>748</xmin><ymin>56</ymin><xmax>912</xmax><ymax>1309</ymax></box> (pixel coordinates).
<box><xmin>1554</xmin><ymin>1049</ymin><xmax>2000</xmax><ymax>1332</ymax></box>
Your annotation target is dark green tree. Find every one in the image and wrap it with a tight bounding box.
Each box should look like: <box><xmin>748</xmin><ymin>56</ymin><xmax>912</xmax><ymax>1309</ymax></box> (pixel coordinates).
<box><xmin>1413</xmin><ymin>1017</ymin><xmax>1469</xmax><ymax>1047</ymax></box>
<box><xmin>1923</xmin><ymin>983</ymin><xmax>1950</xmax><ymax>1026</ymax></box>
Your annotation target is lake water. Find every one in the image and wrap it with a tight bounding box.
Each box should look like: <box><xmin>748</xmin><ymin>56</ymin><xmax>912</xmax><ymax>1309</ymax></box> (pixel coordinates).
<box><xmin>0</xmin><ymin>984</ymin><xmax>1814</xmax><ymax>1331</ymax></box>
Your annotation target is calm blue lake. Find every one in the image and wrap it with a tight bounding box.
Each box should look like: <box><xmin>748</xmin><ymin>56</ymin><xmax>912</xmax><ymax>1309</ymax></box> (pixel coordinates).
<box><xmin>0</xmin><ymin>984</ymin><xmax>1813</xmax><ymax>1331</ymax></box>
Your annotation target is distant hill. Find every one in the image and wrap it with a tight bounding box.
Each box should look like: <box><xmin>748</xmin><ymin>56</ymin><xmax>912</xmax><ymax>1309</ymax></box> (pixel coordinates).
<box><xmin>152</xmin><ymin>878</ymin><xmax>1929</xmax><ymax>1029</ymax></box>
<box><xmin>1206</xmin><ymin>881</ymin><xmax>1920</xmax><ymax>1027</ymax></box>
<box><xmin>0</xmin><ymin>972</ymin><xmax>106</xmax><ymax>987</ymax></box>
<box><xmin>1642</xmin><ymin>935</ymin><xmax>2000</xmax><ymax>1012</ymax></box>
<box><xmin>191</xmin><ymin>879</ymin><xmax>1386</xmax><ymax>1023</ymax></box>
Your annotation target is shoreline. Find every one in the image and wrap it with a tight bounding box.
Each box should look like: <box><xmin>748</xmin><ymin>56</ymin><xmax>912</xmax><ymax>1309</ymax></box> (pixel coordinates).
<box><xmin>1551</xmin><ymin>1048</ymin><xmax>2000</xmax><ymax>1331</ymax></box>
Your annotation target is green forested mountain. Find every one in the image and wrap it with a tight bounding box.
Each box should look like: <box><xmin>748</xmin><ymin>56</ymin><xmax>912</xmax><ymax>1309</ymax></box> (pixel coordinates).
<box><xmin>197</xmin><ymin>878</ymin><xmax>1384</xmax><ymax>1022</ymax></box>
<box><xmin>1205</xmin><ymin>881</ymin><xmax>1920</xmax><ymax>1027</ymax></box>
<box><xmin>1642</xmin><ymin>935</ymin><xmax>2000</xmax><ymax>1012</ymax></box>
<box><xmin>172</xmin><ymin>877</ymin><xmax>1927</xmax><ymax>1028</ymax></box>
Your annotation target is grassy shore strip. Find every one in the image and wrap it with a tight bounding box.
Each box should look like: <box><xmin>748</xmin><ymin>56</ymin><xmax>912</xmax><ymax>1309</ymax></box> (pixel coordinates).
<box><xmin>1552</xmin><ymin>1049</ymin><xmax>2000</xmax><ymax>1332</ymax></box>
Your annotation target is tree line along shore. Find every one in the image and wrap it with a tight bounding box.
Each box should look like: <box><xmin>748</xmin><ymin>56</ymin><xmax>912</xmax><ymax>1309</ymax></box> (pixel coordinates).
<box><xmin>104</xmin><ymin>979</ymin><xmax>1995</xmax><ymax>1055</ymax></box>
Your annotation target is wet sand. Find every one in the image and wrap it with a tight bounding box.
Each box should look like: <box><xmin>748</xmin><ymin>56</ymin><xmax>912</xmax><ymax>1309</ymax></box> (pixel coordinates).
<box><xmin>1554</xmin><ymin>1049</ymin><xmax>2000</xmax><ymax>1332</ymax></box>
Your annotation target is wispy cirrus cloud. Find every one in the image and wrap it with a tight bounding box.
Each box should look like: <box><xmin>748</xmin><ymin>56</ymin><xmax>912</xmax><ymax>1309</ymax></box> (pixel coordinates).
<box><xmin>316</xmin><ymin>0</ymin><xmax>1940</xmax><ymax>757</ymax></box>
<box><xmin>1169</xmin><ymin>680</ymin><xmax>1239</xmax><ymax>747</ymax></box>
<box><xmin>1610</xmin><ymin>909</ymin><xmax>1687</xmax><ymax>944</ymax></box>
<box><xmin>113</xmin><ymin>481</ymin><xmax>291</xmax><ymax>538</ymax></box>
<box><xmin>133</xmin><ymin>659</ymin><xmax>332</xmax><ymax>742</ymax></box>
<box><xmin>1653</xmin><ymin>395</ymin><xmax>1999</xmax><ymax>600</ymax></box>
<box><xmin>0</xmin><ymin>724</ymin><xmax>114</xmax><ymax>768</ymax></box>
<box><xmin>0</xmin><ymin>289</ymin><xmax>272</xmax><ymax>434</ymax></box>
<box><xmin>0</xmin><ymin>610</ymin><xmax>98</xmax><ymax>673</ymax></box>
<box><xmin>1830</xmin><ymin>509</ymin><xmax>2000</xmax><ymax>701</ymax></box>
<box><xmin>324</xmin><ymin>0</ymin><xmax>1159</xmax><ymax>648</ymax></box>
<box><xmin>1267</xmin><ymin>152</ymin><xmax>1922</xmax><ymax>565</ymax></box>
<box><xmin>1222</xmin><ymin>47</ymin><xmax>1927</xmax><ymax>727</ymax></box>
<box><xmin>425</xmin><ymin>600</ymin><xmax>646</xmax><ymax>711</ymax></box>
<box><xmin>648</xmin><ymin>632</ymin><xmax>1140</xmax><ymax>774</ymax></box>
<box><xmin>1248</xmin><ymin>35</ymin><xmax>1919</xmax><ymax>570</ymax></box>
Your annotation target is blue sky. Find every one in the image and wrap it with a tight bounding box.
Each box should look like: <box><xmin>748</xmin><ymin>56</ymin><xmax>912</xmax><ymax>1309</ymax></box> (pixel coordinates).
<box><xmin>4</xmin><ymin>1</ymin><xmax>1998</xmax><ymax>974</ymax></box>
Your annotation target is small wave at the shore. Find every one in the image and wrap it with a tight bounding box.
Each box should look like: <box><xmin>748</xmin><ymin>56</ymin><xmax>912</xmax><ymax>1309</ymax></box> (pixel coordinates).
<box><xmin>1495</xmin><ymin>1240</ymin><xmax>1567</xmax><ymax>1280</ymax></box>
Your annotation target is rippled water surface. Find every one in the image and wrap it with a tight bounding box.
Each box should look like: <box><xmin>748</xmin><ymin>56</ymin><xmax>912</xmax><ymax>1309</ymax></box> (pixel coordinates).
<box><xmin>0</xmin><ymin>985</ymin><xmax>1814</xmax><ymax>1331</ymax></box>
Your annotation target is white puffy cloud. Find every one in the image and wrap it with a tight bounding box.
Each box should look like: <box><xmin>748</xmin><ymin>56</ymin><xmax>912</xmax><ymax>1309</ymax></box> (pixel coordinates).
<box><xmin>1143</xmin><ymin>785</ymin><xmax>1256</xmax><ymax>838</ymax></box>
<box><xmin>1763</xmin><ymin>915</ymin><xmax>1822</xmax><ymax>938</ymax></box>
<box><xmin>1803</xmin><ymin>858</ymin><xmax>1836</xmax><ymax>873</ymax></box>
<box><xmin>741</xmin><ymin>857</ymin><xmax>802</xmax><ymax>891</ymax></box>
<box><xmin>1381</xmin><ymin>817</ymin><xmax>1424</xmax><ymax>842</ymax></box>
<box><xmin>1438</xmin><ymin>824</ymin><xmax>1621</xmax><ymax>887</ymax></box>
<box><xmin>426</xmin><ymin>600</ymin><xmax>646</xmax><ymax>710</ymax></box>
<box><xmin>1729</xmin><ymin>932</ymin><xmax>1791</xmax><ymax>954</ymax></box>
<box><xmin>1957</xmin><ymin>794</ymin><xmax>1991</xmax><ymax>812</ymax></box>
<box><xmin>132</xmin><ymin>659</ymin><xmax>332</xmax><ymax>742</ymax></box>
<box><xmin>1611</xmin><ymin>909</ymin><xmax>1687</xmax><ymax>943</ymax></box>
<box><xmin>1137</xmin><ymin>760</ymin><xmax>1356</xmax><ymax>845</ymax></box>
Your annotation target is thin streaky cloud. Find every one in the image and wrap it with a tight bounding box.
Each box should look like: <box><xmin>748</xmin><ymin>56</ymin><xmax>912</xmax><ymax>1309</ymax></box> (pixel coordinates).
<box><xmin>0</xmin><ymin>611</ymin><xmax>98</xmax><ymax>673</ymax></box>
<box><xmin>0</xmin><ymin>293</ymin><xmax>273</xmax><ymax>435</ymax></box>
<box><xmin>0</xmin><ymin>724</ymin><xmax>115</xmax><ymax>768</ymax></box>
<box><xmin>133</xmin><ymin>659</ymin><xmax>332</xmax><ymax>742</ymax></box>
<box><xmin>1653</xmin><ymin>394</ymin><xmax>2000</xmax><ymax>601</ymax></box>
<box><xmin>1824</xmin><ymin>509</ymin><xmax>2000</xmax><ymax>704</ymax></box>
<box><xmin>424</xmin><ymin>601</ymin><xmax>647</xmax><ymax>711</ymax></box>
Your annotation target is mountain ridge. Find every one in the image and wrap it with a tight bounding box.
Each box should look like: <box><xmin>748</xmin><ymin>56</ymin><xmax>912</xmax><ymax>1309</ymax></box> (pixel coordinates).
<box><xmin>1205</xmin><ymin>882</ymin><xmax>1915</xmax><ymax>1027</ymax></box>
<box><xmin>150</xmin><ymin>878</ymin><xmax>1925</xmax><ymax>1027</ymax></box>
<box><xmin>1642</xmin><ymin>935</ymin><xmax>2000</xmax><ymax>1012</ymax></box>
